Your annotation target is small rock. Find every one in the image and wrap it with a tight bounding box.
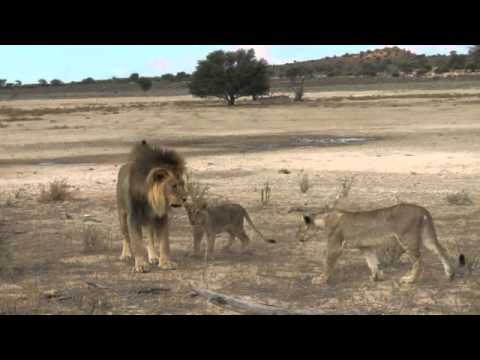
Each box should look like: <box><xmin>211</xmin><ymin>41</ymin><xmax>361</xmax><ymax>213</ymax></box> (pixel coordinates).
<box><xmin>278</xmin><ymin>169</ymin><xmax>291</xmax><ymax>174</ymax></box>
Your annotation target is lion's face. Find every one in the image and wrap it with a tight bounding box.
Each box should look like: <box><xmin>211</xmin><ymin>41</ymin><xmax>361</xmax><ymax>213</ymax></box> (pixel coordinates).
<box><xmin>164</xmin><ymin>175</ymin><xmax>187</xmax><ymax>208</ymax></box>
<box><xmin>146</xmin><ymin>168</ymin><xmax>187</xmax><ymax>217</ymax></box>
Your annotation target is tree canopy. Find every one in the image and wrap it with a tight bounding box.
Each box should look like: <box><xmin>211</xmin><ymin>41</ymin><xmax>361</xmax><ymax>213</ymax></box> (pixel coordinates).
<box><xmin>189</xmin><ymin>48</ymin><xmax>270</xmax><ymax>105</ymax></box>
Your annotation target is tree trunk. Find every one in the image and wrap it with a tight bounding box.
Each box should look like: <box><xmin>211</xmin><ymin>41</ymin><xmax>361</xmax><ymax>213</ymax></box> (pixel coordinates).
<box><xmin>227</xmin><ymin>96</ymin><xmax>235</xmax><ymax>106</ymax></box>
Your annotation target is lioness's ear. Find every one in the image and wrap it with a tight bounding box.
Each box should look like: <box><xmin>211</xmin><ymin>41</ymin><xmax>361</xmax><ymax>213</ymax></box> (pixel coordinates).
<box><xmin>303</xmin><ymin>215</ymin><xmax>312</xmax><ymax>225</ymax></box>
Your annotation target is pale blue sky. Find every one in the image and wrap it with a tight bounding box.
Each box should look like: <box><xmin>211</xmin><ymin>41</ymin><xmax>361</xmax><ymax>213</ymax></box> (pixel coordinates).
<box><xmin>0</xmin><ymin>45</ymin><xmax>471</xmax><ymax>84</ymax></box>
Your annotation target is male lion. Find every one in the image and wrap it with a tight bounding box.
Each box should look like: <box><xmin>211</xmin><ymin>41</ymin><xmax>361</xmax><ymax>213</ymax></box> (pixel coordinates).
<box><xmin>298</xmin><ymin>203</ymin><xmax>460</xmax><ymax>284</ymax></box>
<box><xmin>184</xmin><ymin>202</ymin><xmax>276</xmax><ymax>260</ymax></box>
<box><xmin>117</xmin><ymin>140</ymin><xmax>187</xmax><ymax>273</ymax></box>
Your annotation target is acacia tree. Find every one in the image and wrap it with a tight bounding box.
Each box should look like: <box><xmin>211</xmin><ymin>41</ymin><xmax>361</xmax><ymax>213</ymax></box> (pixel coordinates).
<box><xmin>189</xmin><ymin>49</ymin><xmax>270</xmax><ymax>105</ymax></box>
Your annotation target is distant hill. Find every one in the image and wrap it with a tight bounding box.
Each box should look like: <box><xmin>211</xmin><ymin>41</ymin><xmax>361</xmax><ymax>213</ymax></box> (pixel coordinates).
<box><xmin>269</xmin><ymin>47</ymin><xmax>474</xmax><ymax>78</ymax></box>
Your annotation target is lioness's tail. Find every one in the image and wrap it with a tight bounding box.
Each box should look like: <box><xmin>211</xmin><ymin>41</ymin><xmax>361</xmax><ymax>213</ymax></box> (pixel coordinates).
<box><xmin>243</xmin><ymin>211</ymin><xmax>276</xmax><ymax>244</ymax></box>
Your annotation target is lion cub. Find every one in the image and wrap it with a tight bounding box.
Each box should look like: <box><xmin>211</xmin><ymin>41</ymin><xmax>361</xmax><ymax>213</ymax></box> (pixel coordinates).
<box><xmin>185</xmin><ymin>202</ymin><xmax>276</xmax><ymax>259</ymax></box>
<box><xmin>298</xmin><ymin>203</ymin><xmax>463</xmax><ymax>284</ymax></box>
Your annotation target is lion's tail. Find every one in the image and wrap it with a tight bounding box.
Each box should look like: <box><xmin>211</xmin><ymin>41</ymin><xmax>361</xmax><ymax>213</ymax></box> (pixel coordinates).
<box><xmin>243</xmin><ymin>211</ymin><xmax>276</xmax><ymax>244</ymax></box>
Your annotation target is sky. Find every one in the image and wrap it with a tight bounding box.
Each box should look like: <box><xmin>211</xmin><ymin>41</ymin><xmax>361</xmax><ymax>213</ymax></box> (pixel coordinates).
<box><xmin>0</xmin><ymin>45</ymin><xmax>472</xmax><ymax>84</ymax></box>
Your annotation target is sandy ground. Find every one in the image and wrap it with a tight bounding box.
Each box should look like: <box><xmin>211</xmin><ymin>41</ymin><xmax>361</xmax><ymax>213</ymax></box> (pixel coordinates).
<box><xmin>1</xmin><ymin>89</ymin><xmax>480</xmax><ymax>314</ymax></box>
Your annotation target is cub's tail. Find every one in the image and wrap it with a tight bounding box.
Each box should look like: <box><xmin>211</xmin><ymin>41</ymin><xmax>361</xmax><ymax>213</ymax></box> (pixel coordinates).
<box><xmin>243</xmin><ymin>211</ymin><xmax>276</xmax><ymax>244</ymax></box>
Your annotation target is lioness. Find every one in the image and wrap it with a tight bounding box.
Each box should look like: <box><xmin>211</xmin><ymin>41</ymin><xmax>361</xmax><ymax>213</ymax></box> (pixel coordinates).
<box><xmin>184</xmin><ymin>202</ymin><xmax>276</xmax><ymax>259</ymax></box>
<box><xmin>298</xmin><ymin>203</ymin><xmax>459</xmax><ymax>284</ymax></box>
<box><xmin>117</xmin><ymin>140</ymin><xmax>187</xmax><ymax>273</ymax></box>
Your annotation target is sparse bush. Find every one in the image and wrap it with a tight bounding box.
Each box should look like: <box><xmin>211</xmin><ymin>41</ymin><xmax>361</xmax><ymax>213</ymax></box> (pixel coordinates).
<box><xmin>81</xmin><ymin>77</ymin><xmax>96</xmax><ymax>84</ymax></box>
<box><xmin>286</xmin><ymin>66</ymin><xmax>308</xmax><ymax>102</ymax></box>
<box><xmin>82</xmin><ymin>225</ymin><xmax>106</xmax><ymax>254</ymax></box>
<box><xmin>339</xmin><ymin>176</ymin><xmax>355</xmax><ymax>199</ymax></box>
<box><xmin>137</xmin><ymin>77</ymin><xmax>152</xmax><ymax>92</ymax></box>
<box><xmin>185</xmin><ymin>172</ymin><xmax>210</xmax><ymax>209</ymax></box>
<box><xmin>50</xmin><ymin>79</ymin><xmax>64</xmax><ymax>86</ymax></box>
<box><xmin>129</xmin><ymin>73</ymin><xmax>139</xmax><ymax>82</ymax></box>
<box><xmin>299</xmin><ymin>173</ymin><xmax>310</xmax><ymax>194</ymax></box>
<box><xmin>38</xmin><ymin>179</ymin><xmax>73</xmax><ymax>203</ymax></box>
<box><xmin>446</xmin><ymin>191</ymin><xmax>473</xmax><ymax>206</ymax></box>
<box><xmin>260</xmin><ymin>181</ymin><xmax>271</xmax><ymax>206</ymax></box>
<box><xmin>160</xmin><ymin>73</ymin><xmax>176</xmax><ymax>82</ymax></box>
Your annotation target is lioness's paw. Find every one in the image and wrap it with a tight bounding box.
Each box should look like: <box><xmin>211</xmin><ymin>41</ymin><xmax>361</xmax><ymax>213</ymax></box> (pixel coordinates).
<box><xmin>133</xmin><ymin>258</ymin><xmax>149</xmax><ymax>273</ymax></box>
<box><xmin>159</xmin><ymin>259</ymin><xmax>177</xmax><ymax>270</ymax></box>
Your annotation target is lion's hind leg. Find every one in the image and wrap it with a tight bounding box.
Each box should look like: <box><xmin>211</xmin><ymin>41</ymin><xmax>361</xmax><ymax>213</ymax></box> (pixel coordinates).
<box><xmin>397</xmin><ymin>233</ymin><xmax>422</xmax><ymax>284</ymax></box>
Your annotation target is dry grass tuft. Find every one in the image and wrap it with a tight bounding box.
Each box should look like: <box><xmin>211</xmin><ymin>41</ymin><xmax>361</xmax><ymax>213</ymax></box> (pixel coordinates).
<box><xmin>81</xmin><ymin>225</ymin><xmax>108</xmax><ymax>254</ymax></box>
<box><xmin>445</xmin><ymin>191</ymin><xmax>473</xmax><ymax>206</ymax></box>
<box><xmin>260</xmin><ymin>181</ymin><xmax>272</xmax><ymax>206</ymax></box>
<box><xmin>38</xmin><ymin>179</ymin><xmax>74</xmax><ymax>203</ymax></box>
<box><xmin>299</xmin><ymin>173</ymin><xmax>310</xmax><ymax>194</ymax></box>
